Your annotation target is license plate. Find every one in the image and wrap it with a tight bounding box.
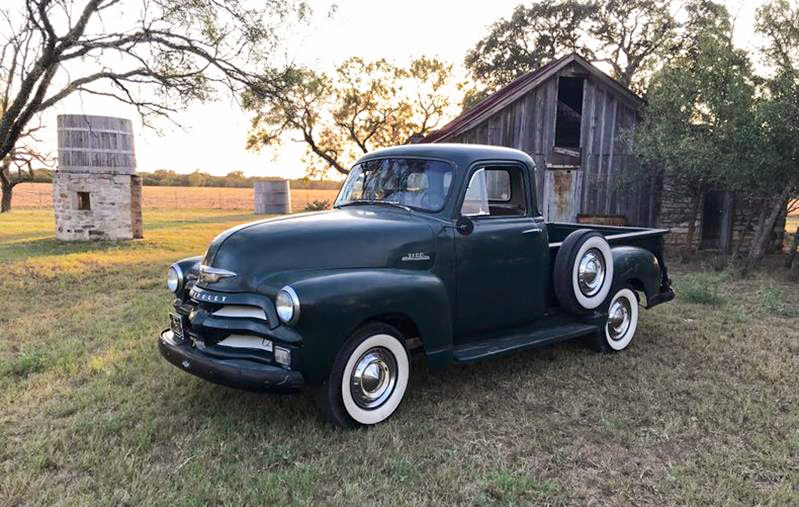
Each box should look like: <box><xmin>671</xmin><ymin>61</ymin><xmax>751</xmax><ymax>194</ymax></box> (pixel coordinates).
<box><xmin>170</xmin><ymin>313</ymin><xmax>186</xmax><ymax>341</ymax></box>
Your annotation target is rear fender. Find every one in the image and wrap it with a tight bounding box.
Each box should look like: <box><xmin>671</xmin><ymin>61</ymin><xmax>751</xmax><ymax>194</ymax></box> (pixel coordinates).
<box><xmin>288</xmin><ymin>269</ymin><xmax>453</xmax><ymax>384</ymax></box>
<box><xmin>610</xmin><ymin>246</ymin><xmax>661</xmax><ymax>305</ymax></box>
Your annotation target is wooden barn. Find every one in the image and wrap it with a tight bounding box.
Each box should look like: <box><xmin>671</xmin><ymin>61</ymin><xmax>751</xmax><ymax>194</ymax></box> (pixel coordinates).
<box><xmin>423</xmin><ymin>52</ymin><xmax>785</xmax><ymax>251</ymax></box>
<box><xmin>424</xmin><ymin>53</ymin><xmax>652</xmax><ymax>226</ymax></box>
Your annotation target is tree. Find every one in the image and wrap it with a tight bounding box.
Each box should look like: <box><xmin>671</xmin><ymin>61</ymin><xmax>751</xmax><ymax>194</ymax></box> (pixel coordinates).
<box><xmin>245</xmin><ymin>56</ymin><xmax>454</xmax><ymax>178</ymax></box>
<box><xmin>462</xmin><ymin>0</ymin><xmax>679</xmax><ymax>106</ymax></box>
<box><xmin>0</xmin><ymin>114</ymin><xmax>52</xmax><ymax>212</ymax></box>
<box><xmin>0</xmin><ymin>0</ymin><xmax>308</xmax><ymax>211</ymax></box>
<box><xmin>632</xmin><ymin>5</ymin><xmax>757</xmax><ymax>258</ymax></box>
<box><xmin>741</xmin><ymin>0</ymin><xmax>799</xmax><ymax>273</ymax></box>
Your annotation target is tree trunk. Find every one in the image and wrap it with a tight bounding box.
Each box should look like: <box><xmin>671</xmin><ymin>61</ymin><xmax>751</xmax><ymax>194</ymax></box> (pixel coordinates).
<box><xmin>786</xmin><ymin>224</ymin><xmax>799</xmax><ymax>269</ymax></box>
<box><xmin>791</xmin><ymin>251</ymin><xmax>799</xmax><ymax>282</ymax></box>
<box><xmin>0</xmin><ymin>179</ymin><xmax>12</xmax><ymax>213</ymax></box>
<box><xmin>682</xmin><ymin>188</ymin><xmax>702</xmax><ymax>263</ymax></box>
<box><xmin>742</xmin><ymin>190</ymin><xmax>790</xmax><ymax>275</ymax></box>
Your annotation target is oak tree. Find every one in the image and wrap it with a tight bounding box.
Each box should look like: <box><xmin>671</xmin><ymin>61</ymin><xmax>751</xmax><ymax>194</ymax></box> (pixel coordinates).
<box><xmin>245</xmin><ymin>56</ymin><xmax>453</xmax><ymax>178</ymax></box>
<box><xmin>0</xmin><ymin>0</ymin><xmax>308</xmax><ymax>211</ymax></box>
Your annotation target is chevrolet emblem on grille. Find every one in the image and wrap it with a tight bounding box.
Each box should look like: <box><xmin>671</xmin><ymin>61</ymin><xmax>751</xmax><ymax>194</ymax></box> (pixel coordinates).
<box><xmin>199</xmin><ymin>265</ymin><xmax>237</xmax><ymax>284</ymax></box>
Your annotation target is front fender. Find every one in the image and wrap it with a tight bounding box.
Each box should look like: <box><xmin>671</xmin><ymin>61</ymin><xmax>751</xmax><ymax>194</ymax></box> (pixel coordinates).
<box><xmin>287</xmin><ymin>269</ymin><xmax>452</xmax><ymax>384</ymax></box>
<box><xmin>610</xmin><ymin>246</ymin><xmax>661</xmax><ymax>304</ymax></box>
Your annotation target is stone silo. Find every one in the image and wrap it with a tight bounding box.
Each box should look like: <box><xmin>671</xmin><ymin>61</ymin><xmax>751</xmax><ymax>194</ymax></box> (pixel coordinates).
<box><xmin>53</xmin><ymin>114</ymin><xmax>143</xmax><ymax>240</ymax></box>
<box><xmin>254</xmin><ymin>179</ymin><xmax>291</xmax><ymax>214</ymax></box>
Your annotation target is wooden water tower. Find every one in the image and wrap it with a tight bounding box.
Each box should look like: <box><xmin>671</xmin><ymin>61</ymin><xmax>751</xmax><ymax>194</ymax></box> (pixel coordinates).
<box><xmin>53</xmin><ymin>114</ymin><xmax>143</xmax><ymax>240</ymax></box>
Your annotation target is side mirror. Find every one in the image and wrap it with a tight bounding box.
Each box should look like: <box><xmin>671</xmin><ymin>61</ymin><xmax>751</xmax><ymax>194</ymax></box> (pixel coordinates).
<box><xmin>456</xmin><ymin>216</ymin><xmax>474</xmax><ymax>236</ymax></box>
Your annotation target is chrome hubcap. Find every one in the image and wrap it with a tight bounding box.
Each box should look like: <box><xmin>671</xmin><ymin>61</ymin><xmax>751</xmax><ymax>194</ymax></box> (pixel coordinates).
<box><xmin>607</xmin><ymin>297</ymin><xmax>632</xmax><ymax>340</ymax></box>
<box><xmin>350</xmin><ymin>347</ymin><xmax>397</xmax><ymax>410</ymax></box>
<box><xmin>578</xmin><ymin>249</ymin><xmax>605</xmax><ymax>296</ymax></box>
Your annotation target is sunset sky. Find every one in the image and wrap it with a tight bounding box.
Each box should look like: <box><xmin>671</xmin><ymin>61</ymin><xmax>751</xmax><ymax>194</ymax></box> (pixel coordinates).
<box><xmin>42</xmin><ymin>0</ymin><xmax>763</xmax><ymax>180</ymax></box>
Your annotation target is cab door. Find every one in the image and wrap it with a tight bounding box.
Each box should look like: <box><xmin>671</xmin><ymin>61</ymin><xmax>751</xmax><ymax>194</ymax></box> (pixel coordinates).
<box><xmin>453</xmin><ymin>164</ymin><xmax>549</xmax><ymax>338</ymax></box>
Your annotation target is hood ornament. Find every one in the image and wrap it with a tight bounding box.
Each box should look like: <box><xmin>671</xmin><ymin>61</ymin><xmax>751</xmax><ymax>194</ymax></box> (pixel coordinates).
<box><xmin>199</xmin><ymin>265</ymin><xmax>237</xmax><ymax>284</ymax></box>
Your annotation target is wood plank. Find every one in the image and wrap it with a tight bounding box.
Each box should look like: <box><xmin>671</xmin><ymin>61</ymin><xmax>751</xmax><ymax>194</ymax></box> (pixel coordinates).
<box><xmin>604</xmin><ymin>98</ymin><xmax>619</xmax><ymax>213</ymax></box>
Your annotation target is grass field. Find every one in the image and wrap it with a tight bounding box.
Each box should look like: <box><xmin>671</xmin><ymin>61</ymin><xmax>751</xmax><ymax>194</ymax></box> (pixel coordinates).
<box><xmin>10</xmin><ymin>182</ymin><xmax>339</xmax><ymax>211</ymax></box>
<box><xmin>1</xmin><ymin>209</ymin><xmax>798</xmax><ymax>506</ymax></box>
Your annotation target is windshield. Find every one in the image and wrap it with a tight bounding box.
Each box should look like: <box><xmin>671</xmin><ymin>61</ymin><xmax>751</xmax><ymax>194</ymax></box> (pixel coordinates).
<box><xmin>334</xmin><ymin>158</ymin><xmax>454</xmax><ymax>212</ymax></box>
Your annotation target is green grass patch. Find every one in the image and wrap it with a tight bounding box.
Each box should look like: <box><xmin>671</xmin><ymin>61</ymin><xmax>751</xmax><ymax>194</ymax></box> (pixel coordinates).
<box><xmin>759</xmin><ymin>286</ymin><xmax>798</xmax><ymax>317</ymax></box>
<box><xmin>677</xmin><ymin>271</ymin><xmax>726</xmax><ymax>305</ymax></box>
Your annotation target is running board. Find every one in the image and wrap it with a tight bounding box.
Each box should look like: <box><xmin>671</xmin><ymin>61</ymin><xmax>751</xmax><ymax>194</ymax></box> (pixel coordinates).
<box><xmin>452</xmin><ymin>323</ymin><xmax>599</xmax><ymax>363</ymax></box>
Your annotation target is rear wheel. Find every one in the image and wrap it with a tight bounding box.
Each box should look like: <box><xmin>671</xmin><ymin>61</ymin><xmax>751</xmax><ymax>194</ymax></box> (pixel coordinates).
<box><xmin>586</xmin><ymin>286</ymin><xmax>639</xmax><ymax>353</ymax></box>
<box><xmin>319</xmin><ymin>323</ymin><xmax>409</xmax><ymax>428</ymax></box>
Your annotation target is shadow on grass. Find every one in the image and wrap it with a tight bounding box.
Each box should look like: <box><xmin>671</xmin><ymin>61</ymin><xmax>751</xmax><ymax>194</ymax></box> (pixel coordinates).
<box><xmin>161</xmin><ymin>338</ymin><xmax>590</xmax><ymax>432</ymax></box>
<box><xmin>0</xmin><ymin>213</ymin><xmax>261</xmax><ymax>263</ymax></box>
<box><xmin>0</xmin><ymin>236</ymin><xmax>153</xmax><ymax>263</ymax></box>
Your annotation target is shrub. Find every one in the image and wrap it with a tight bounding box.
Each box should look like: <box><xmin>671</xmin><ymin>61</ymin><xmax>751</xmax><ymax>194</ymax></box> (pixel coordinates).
<box><xmin>759</xmin><ymin>287</ymin><xmax>797</xmax><ymax>316</ymax></box>
<box><xmin>678</xmin><ymin>272</ymin><xmax>725</xmax><ymax>305</ymax></box>
<box><xmin>304</xmin><ymin>199</ymin><xmax>330</xmax><ymax>211</ymax></box>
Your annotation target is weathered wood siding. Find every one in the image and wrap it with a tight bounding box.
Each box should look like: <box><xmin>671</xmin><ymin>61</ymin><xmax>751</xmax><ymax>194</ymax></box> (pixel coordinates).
<box><xmin>445</xmin><ymin>71</ymin><xmax>656</xmax><ymax>226</ymax></box>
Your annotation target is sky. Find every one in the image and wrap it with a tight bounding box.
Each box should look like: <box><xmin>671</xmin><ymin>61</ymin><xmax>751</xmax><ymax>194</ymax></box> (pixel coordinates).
<box><xmin>42</xmin><ymin>0</ymin><xmax>764</xmax><ymax>180</ymax></box>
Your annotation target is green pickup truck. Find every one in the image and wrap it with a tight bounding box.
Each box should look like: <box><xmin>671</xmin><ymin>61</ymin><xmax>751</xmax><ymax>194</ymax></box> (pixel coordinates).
<box><xmin>159</xmin><ymin>144</ymin><xmax>674</xmax><ymax>427</ymax></box>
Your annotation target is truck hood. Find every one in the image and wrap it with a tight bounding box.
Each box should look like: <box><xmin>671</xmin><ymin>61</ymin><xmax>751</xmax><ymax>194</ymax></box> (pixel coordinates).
<box><xmin>199</xmin><ymin>207</ymin><xmax>437</xmax><ymax>293</ymax></box>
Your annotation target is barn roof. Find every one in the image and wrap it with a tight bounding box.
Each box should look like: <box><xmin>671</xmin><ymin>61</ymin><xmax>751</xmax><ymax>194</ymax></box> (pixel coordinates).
<box><xmin>423</xmin><ymin>53</ymin><xmax>644</xmax><ymax>143</ymax></box>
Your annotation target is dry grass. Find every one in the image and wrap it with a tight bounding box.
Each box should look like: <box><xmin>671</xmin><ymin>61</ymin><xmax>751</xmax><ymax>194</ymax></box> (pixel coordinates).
<box><xmin>10</xmin><ymin>182</ymin><xmax>339</xmax><ymax>212</ymax></box>
<box><xmin>1</xmin><ymin>209</ymin><xmax>798</xmax><ymax>506</ymax></box>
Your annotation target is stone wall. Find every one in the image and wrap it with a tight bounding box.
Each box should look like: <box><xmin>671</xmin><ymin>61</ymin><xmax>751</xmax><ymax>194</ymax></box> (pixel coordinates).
<box><xmin>53</xmin><ymin>172</ymin><xmax>138</xmax><ymax>240</ymax></box>
<box><xmin>130</xmin><ymin>175</ymin><xmax>143</xmax><ymax>239</ymax></box>
<box><xmin>658</xmin><ymin>174</ymin><xmax>786</xmax><ymax>253</ymax></box>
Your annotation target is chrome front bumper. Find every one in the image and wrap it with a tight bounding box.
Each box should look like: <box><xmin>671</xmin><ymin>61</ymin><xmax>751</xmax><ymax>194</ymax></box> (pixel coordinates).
<box><xmin>158</xmin><ymin>330</ymin><xmax>303</xmax><ymax>392</ymax></box>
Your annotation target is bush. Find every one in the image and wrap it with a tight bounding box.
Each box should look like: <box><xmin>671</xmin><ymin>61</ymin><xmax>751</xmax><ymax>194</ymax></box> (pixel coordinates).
<box><xmin>678</xmin><ymin>272</ymin><xmax>725</xmax><ymax>305</ymax></box>
<box><xmin>304</xmin><ymin>199</ymin><xmax>330</xmax><ymax>211</ymax></box>
<box><xmin>759</xmin><ymin>287</ymin><xmax>797</xmax><ymax>316</ymax></box>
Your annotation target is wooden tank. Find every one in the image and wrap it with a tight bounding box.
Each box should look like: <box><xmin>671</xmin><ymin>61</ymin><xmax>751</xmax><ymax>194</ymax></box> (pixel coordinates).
<box><xmin>254</xmin><ymin>179</ymin><xmax>291</xmax><ymax>214</ymax></box>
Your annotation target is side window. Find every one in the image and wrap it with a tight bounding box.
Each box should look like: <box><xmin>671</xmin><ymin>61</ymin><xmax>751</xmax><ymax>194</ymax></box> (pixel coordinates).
<box><xmin>460</xmin><ymin>166</ymin><xmax>527</xmax><ymax>217</ymax></box>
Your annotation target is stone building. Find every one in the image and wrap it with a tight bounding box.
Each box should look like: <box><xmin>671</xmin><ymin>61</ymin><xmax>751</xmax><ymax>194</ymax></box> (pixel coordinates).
<box><xmin>423</xmin><ymin>53</ymin><xmax>786</xmax><ymax>251</ymax></box>
<box><xmin>53</xmin><ymin>114</ymin><xmax>143</xmax><ymax>240</ymax></box>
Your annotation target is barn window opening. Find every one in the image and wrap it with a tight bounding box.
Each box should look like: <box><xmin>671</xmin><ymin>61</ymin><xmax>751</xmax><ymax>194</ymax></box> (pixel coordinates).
<box><xmin>77</xmin><ymin>192</ymin><xmax>91</xmax><ymax>210</ymax></box>
<box><xmin>555</xmin><ymin>77</ymin><xmax>584</xmax><ymax>149</ymax></box>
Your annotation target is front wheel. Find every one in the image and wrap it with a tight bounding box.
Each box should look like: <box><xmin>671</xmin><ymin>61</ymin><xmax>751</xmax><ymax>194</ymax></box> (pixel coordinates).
<box><xmin>319</xmin><ymin>323</ymin><xmax>410</xmax><ymax>428</ymax></box>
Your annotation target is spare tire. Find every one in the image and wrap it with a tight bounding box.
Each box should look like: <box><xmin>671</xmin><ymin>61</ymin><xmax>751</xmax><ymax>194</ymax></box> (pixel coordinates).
<box><xmin>553</xmin><ymin>229</ymin><xmax>614</xmax><ymax>314</ymax></box>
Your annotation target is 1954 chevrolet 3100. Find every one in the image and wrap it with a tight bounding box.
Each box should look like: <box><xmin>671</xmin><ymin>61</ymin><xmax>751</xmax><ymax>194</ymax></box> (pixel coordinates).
<box><xmin>159</xmin><ymin>144</ymin><xmax>674</xmax><ymax>427</ymax></box>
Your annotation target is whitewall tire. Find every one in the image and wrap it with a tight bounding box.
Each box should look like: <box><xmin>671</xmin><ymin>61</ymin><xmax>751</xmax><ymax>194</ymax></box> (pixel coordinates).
<box><xmin>554</xmin><ymin>230</ymin><xmax>614</xmax><ymax>314</ymax></box>
<box><xmin>320</xmin><ymin>323</ymin><xmax>409</xmax><ymax>428</ymax></box>
<box><xmin>604</xmin><ymin>288</ymin><xmax>639</xmax><ymax>351</ymax></box>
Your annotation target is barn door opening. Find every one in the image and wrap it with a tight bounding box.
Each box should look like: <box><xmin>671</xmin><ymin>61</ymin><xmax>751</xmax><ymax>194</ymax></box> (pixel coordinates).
<box><xmin>555</xmin><ymin>77</ymin><xmax>584</xmax><ymax>149</ymax></box>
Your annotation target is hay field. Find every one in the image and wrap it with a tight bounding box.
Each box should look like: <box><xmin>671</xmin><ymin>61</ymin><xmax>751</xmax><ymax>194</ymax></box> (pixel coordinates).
<box><xmin>10</xmin><ymin>182</ymin><xmax>339</xmax><ymax>211</ymax></box>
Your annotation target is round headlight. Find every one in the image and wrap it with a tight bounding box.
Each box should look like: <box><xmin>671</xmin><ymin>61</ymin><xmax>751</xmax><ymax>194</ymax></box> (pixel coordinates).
<box><xmin>275</xmin><ymin>286</ymin><xmax>300</xmax><ymax>325</ymax></box>
<box><xmin>577</xmin><ymin>248</ymin><xmax>605</xmax><ymax>297</ymax></box>
<box><xmin>167</xmin><ymin>265</ymin><xmax>183</xmax><ymax>294</ymax></box>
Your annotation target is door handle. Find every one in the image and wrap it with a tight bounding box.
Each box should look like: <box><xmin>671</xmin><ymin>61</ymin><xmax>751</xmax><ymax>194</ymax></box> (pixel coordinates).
<box><xmin>521</xmin><ymin>228</ymin><xmax>541</xmax><ymax>234</ymax></box>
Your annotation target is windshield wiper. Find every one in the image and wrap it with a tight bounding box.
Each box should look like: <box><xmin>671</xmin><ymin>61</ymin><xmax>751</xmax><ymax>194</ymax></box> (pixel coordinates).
<box><xmin>336</xmin><ymin>200</ymin><xmax>411</xmax><ymax>211</ymax></box>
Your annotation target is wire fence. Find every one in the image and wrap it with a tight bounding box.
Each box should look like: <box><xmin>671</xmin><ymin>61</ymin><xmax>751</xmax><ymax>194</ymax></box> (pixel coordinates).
<box><xmin>11</xmin><ymin>182</ymin><xmax>338</xmax><ymax>212</ymax></box>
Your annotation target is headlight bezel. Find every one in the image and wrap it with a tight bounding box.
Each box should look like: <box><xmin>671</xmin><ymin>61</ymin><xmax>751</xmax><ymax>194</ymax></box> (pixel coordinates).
<box><xmin>275</xmin><ymin>286</ymin><xmax>300</xmax><ymax>325</ymax></box>
<box><xmin>167</xmin><ymin>264</ymin><xmax>184</xmax><ymax>295</ymax></box>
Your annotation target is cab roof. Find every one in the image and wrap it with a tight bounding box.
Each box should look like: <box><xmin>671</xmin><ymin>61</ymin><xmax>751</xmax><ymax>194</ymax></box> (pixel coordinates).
<box><xmin>356</xmin><ymin>143</ymin><xmax>535</xmax><ymax>171</ymax></box>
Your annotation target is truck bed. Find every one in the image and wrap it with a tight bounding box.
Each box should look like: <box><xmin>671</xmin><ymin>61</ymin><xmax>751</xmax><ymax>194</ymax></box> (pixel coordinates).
<box><xmin>547</xmin><ymin>222</ymin><xmax>669</xmax><ymax>250</ymax></box>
